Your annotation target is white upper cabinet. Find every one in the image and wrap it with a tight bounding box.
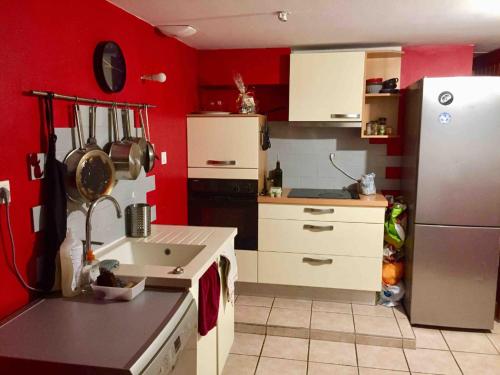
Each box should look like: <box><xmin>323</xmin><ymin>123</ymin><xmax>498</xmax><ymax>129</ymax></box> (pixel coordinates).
<box><xmin>289</xmin><ymin>51</ymin><xmax>366</xmax><ymax>122</ymax></box>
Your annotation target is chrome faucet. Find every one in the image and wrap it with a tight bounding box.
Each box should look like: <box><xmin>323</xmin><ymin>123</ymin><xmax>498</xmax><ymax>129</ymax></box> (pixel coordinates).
<box><xmin>85</xmin><ymin>195</ymin><xmax>122</xmax><ymax>264</ymax></box>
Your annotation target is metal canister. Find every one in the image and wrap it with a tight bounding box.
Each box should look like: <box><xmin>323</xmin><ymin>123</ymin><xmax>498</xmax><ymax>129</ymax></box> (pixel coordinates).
<box><xmin>125</xmin><ymin>203</ymin><xmax>151</xmax><ymax>237</ymax></box>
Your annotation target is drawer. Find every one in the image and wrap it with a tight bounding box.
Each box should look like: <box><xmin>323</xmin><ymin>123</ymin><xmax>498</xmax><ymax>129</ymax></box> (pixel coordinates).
<box><xmin>258</xmin><ymin>251</ymin><xmax>382</xmax><ymax>291</ymax></box>
<box><xmin>259</xmin><ymin>204</ymin><xmax>385</xmax><ymax>223</ymax></box>
<box><xmin>187</xmin><ymin>117</ymin><xmax>260</xmax><ymax>169</ymax></box>
<box><xmin>259</xmin><ymin>219</ymin><xmax>383</xmax><ymax>257</ymax></box>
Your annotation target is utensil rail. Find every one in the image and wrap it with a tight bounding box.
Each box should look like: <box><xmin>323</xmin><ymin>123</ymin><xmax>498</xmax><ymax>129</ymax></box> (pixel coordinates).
<box><xmin>29</xmin><ymin>90</ymin><xmax>156</xmax><ymax>108</ymax></box>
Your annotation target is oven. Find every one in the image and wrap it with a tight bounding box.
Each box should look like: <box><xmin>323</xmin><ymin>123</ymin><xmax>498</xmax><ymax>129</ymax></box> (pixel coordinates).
<box><xmin>188</xmin><ymin>179</ymin><xmax>258</xmax><ymax>250</ymax></box>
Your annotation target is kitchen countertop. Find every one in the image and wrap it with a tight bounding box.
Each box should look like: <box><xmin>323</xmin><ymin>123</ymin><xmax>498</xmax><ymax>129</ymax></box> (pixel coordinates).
<box><xmin>0</xmin><ymin>289</ymin><xmax>191</xmax><ymax>373</ymax></box>
<box><xmin>95</xmin><ymin>224</ymin><xmax>237</xmax><ymax>288</ymax></box>
<box><xmin>258</xmin><ymin>188</ymin><xmax>388</xmax><ymax>207</ymax></box>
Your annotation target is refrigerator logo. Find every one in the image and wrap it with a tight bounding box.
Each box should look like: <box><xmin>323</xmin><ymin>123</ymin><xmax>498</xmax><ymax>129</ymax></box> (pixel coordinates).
<box><xmin>439</xmin><ymin>112</ymin><xmax>452</xmax><ymax>125</ymax></box>
<box><xmin>438</xmin><ymin>91</ymin><xmax>454</xmax><ymax>105</ymax></box>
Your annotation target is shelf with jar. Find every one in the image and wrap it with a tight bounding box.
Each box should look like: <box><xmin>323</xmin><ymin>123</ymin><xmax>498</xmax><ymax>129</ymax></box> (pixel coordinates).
<box><xmin>361</xmin><ymin>50</ymin><xmax>402</xmax><ymax>138</ymax></box>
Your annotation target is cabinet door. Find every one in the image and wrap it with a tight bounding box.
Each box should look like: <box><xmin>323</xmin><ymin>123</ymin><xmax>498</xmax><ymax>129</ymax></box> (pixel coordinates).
<box><xmin>187</xmin><ymin>116</ymin><xmax>260</xmax><ymax>169</ymax></box>
<box><xmin>289</xmin><ymin>51</ymin><xmax>365</xmax><ymax>122</ymax></box>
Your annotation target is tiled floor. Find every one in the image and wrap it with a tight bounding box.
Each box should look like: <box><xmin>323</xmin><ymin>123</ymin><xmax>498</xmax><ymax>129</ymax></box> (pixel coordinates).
<box><xmin>235</xmin><ymin>295</ymin><xmax>415</xmax><ymax>348</ymax></box>
<box><xmin>227</xmin><ymin>295</ymin><xmax>500</xmax><ymax>374</ymax></box>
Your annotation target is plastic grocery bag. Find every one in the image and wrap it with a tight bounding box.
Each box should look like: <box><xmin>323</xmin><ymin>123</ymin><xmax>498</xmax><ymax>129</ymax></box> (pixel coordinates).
<box><xmin>359</xmin><ymin>173</ymin><xmax>376</xmax><ymax>195</ymax></box>
<box><xmin>380</xmin><ymin>281</ymin><xmax>405</xmax><ymax>307</ymax></box>
<box><xmin>384</xmin><ymin>203</ymin><xmax>407</xmax><ymax>249</ymax></box>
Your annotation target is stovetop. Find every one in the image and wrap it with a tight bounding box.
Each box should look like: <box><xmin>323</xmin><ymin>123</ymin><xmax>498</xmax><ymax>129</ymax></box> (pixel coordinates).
<box><xmin>288</xmin><ymin>188</ymin><xmax>359</xmax><ymax>199</ymax></box>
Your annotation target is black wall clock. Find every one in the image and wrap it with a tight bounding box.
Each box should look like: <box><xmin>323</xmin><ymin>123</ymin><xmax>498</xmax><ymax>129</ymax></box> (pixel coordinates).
<box><xmin>93</xmin><ymin>41</ymin><xmax>126</xmax><ymax>92</ymax></box>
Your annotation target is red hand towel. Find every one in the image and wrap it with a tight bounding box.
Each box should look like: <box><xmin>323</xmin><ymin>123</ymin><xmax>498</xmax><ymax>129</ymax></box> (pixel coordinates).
<box><xmin>198</xmin><ymin>262</ymin><xmax>220</xmax><ymax>336</ymax></box>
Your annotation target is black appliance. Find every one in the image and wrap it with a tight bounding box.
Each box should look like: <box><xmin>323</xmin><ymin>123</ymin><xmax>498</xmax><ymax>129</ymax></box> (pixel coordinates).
<box><xmin>188</xmin><ymin>179</ymin><xmax>258</xmax><ymax>250</ymax></box>
<box><xmin>288</xmin><ymin>188</ymin><xmax>359</xmax><ymax>199</ymax></box>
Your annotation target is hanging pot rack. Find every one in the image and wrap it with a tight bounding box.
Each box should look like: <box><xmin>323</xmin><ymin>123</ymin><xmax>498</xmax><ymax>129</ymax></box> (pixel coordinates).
<box><xmin>29</xmin><ymin>90</ymin><xmax>156</xmax><ymax>108</ymax></box>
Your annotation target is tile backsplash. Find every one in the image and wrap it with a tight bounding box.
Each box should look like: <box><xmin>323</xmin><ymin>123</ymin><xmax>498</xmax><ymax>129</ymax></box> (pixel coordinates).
<box><xmin>266</xmin><ymin>123</ymin><xmax>401</xmax><ymax>191</ymax></box>
<box><xmin>37</xmin><ymin>105</ymin><xmax>156</xmax><ymax>246</ymax></box>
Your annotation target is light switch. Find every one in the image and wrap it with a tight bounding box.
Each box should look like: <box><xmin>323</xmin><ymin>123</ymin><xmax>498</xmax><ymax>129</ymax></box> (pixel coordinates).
<box><xmin>161</xmin><ymin>151</ymin><xmax>167</xmax><ymax>165</ymax></box>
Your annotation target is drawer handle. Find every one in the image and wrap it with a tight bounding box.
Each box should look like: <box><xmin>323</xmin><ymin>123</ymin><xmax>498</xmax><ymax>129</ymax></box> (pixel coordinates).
<box><xmin>206</xmin><ymin>160</ymin><xmax>236</xmax><ymax>166</ymax></box>
<box><xmin>303</xmin><ymin>224</ymin><xmax>334</xmax><ymax>232</ymax></box>
<box><xmin>303</xmin><ymin>257</ymin><xmax>333</xmax><ymax>265</ymax></box>
<box><xmin>330</xmin><ymin>113</ymin><xmax>360</xmax><ymax>119</ymax></box>
<box><xmin>304</xmin><ymin>208</ymin><xmax>334</xmax><ymax>214</ymax></box>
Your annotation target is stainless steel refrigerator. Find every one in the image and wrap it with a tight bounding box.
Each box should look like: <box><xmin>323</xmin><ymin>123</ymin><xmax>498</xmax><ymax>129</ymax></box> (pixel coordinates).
<box><xmin>402</xmin><ymin>77</ymin><xmax>500</xmax><ymax>330</ymax></box>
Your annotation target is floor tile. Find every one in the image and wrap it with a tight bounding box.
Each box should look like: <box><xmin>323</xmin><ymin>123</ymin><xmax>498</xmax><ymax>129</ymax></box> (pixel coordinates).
<box><xmin>236</xmin><ymin>295</ymin><xmax>274</xmax><ymax>308</ymax></box>
<box><xmin>413</xmin><ymin>327</ymin><xmax>448</xmax><ymax>350</ymax></box>
<box><xmin>222</xmin><ymin>354</ymin><xmax>258</xmax><ymax>375</ymax></box>
<box><xmin>354</xmin><ymin>315</ymin><xmax>401</xmax><ymax>338</ymax></box>
<box><xmin>404</xmin><ymin>348</ymin><xmax>460</xmax><ymax>375</ymax></box>
<box><xmin>358</xmin><ymin>368</ymin><xmax>409</xmax><ymax>375</ymax></box>
<box><xmin>356</xmin><ymin>334</ymin><xmax>402</xmax><ymax>348</ymax></box>
<box><xmin>395</xmin><ymin>319</ymin><xmax>414</xmax><ymax>339</ymax></box>
<box><xmin>255</xmin><ymin>357</ymin><xmax>307</xmax><ymax>375</ymax></box>
<box><xmin>261</xmin><ymin>335</ymin><xmax>309</xmax><ymax>361</ymax></box>
<box><xmin>267</xmin><ymin>307</ymin><xmax>311</xmax><ymax>328</ymax></box>
<box><xmin>235</xmin><ymin>305</ymin><xmax>270</xmax><ymax>325</ymax></box>
<box><xmin>312</xmin><ymin>301</ymin><xmax>352</xmax><ymax>314</ymax></box>
<box><xmin>441</xmin><ymin>330</ymin><xmax>497</xmax><ymax>354</ymax></box>
<box><xmin>392</xmin><ymin>306</ymin><xmax>408</xmax><ymax>321</ymax></box>
<box><xmin>267</xmin><ymin>325</ymin><xmax>309</xmax><ymax>339</ymax></box>
<box><xmin>235</xmin><ymin>322</ymin><xmax>266</xmax><ymax>335</ymax></box>
<box><xmin>273</xmin><ymin>297</ymin><xmax>312</xmax><ymax>310</ymax></box>
<box><xmin>353</xmin><ymin>304</ymin><xmax>395</xmax><ymax>318</ymax></box>
<box><xmin>309</xmin><ymin>340</ymin><xmax>357</xmax><ymax>366</ymax></box>
<box><xmin>453</xmin><ymin>351</ymin><xmax>500</xmax><ymax>375</ymax></box>
<box><xmin>491</xmin><ymin>321</ymin><xmax>500</xmax><ymax>334</ymax></box>
<box><xmin>487</xmin><ymin>333</ymin><xmax>500</xmax><ymax>353</ymax></box>
<box><xmin>311</xmin><ymin>311</ymin><xmax>354</xmax><ymax>333</ymax></box>
<box><xmin>230</xmin><ymin>332</ymin><xmax>265</xmax><ymax>356</ymax></box>
<box><xmin>357</xmin><ymin>344</ymin><xmax>408</xmax><ymax>371</ymax></box>
<box><xmin>311</xmin><ymin>329</ymin><xmax>355</xmax><ymax>343</ymax></box>
<box><xmin>308</xmin><ymin>362</ymin><xmax>358</xmax><ymax>375</ymax></box>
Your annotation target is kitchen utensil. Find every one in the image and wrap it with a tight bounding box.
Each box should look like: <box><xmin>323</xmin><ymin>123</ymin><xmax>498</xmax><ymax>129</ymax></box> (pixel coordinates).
<box><xmin>125</xmin><ymin>203</ymin><xmax>151</xmax><ymax>237</ymax></box>
<box><xmin>106</xmin><ymin>106</ymin><xmax>141</xmax><ymax>180</ymax></box>
<box><xmin>121</xmin><ymin>108</ymin><xmax>147</xmax><ymax>168</ymax></box>
<box><xmin>91</xmin><ymin>276</ymin><xmax>146</xmax><ymax>301</ymax></box>
<box><xmin>382</xmin><ymin>77</ymin><xmax>399</xmax><ymax>89</ymax></box>
<box><xmin>87</xmin><ymin>106</ymin><xmax>99</xmax><ymax>150</ymax></box>
<box><xmin>139</xmin><ymin>106</ymin><xmax>156</xmax><ymax>173</ymax></box>
<box><xmin>64</xmin><ymin>104</ymin><xmax>116</xmax><ymax>203</ymax></box>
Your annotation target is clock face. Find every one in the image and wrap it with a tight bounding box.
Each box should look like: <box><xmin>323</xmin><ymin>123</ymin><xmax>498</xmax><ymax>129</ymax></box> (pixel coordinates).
<box><xmin>93</xmin><ymin>41</ymin><xmax>126</xmax><ymax>92</ymax></box>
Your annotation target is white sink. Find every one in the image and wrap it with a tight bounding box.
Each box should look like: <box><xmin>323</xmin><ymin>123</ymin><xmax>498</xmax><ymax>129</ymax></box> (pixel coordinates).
<box><xmin>97</xmin><ymin>240</ymin><xmax>206</xmax><ymax>268</ymax></box>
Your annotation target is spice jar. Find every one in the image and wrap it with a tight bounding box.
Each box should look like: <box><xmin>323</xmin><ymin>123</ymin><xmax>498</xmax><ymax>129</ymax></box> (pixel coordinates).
<box><xmin>378</xmin><ymin>124</ymin><xmax>386</xmax><ymax>135</ymax></box>
<box><xmin>386</xmin><ymin>127</ymin><xmax>393</xmax><ymax>136</ymax></box>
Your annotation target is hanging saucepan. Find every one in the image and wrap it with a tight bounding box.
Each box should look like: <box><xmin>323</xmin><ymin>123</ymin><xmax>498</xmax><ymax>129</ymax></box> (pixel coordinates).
<box><xmin>64</xmin><ymin>103</ymin><xmax>116</xmax><ymax>203</ymax></box>
<box><xmin>105</xmin><ymin>105</ymin><xmax>141</xmax><ymax>180</ymax></box>
<box><xmin>139</xmin><ymin>106</ymin><xmax>156</xmax><ymax>173</ymax></box>
<box><xmin>121</xmin><ymin>107</ymin><xmax>147</xmax><ymax>169</ymax></box>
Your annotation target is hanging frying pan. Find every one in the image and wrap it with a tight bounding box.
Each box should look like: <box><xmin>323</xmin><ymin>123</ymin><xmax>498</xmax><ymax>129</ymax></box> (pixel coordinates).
<box><xmin>86</xmin><ymin>105</ymin><xmax>99</xmax><ymax>150</ymax></box>
<box><xmin>106</xmin><ymin>105</ymin><xmax>141</xmax><ymax>180</ymax></box>
<box><xmin>139</xmin><ymin>106</ymin><xmax>156</xmax><ymax>173</ymax></box>
<box><xmin>121</xmin><ymin>108</ymin><xmax>147</xmax><ymax>168</ymax></box>
<box><xmin>64</xmin><ymin>104</ymin><xmax>116</xmax><ymax>203</ymax></box>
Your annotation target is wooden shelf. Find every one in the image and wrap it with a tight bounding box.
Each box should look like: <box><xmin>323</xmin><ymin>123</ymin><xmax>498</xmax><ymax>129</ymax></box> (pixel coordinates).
<box><xmin>361</xmin><ymin>134</ymin><xmax>400</xmax><ymax>139</ymax></box>
<box><xmin>366</xmin><ymin>50</ymin><xmax>404</xmax><ymax>59</ymax></box>
<box><xmin>365</xmin><ymin>93</ymin><xmax>401</xmax><ymax>98</ymax></box>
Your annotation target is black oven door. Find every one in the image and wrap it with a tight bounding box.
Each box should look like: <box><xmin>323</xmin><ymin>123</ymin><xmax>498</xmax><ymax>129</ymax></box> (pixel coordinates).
<box><xmin>188</xmin><ymin>180</ymin><xmax>258</xmax><ymax>251</ymax></box>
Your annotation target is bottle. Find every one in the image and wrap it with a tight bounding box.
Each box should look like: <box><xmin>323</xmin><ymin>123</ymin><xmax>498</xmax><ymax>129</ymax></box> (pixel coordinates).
<box><xmin>59</xmin><ymin>229</ymin><xmax>83</xmax><ymax>297</ymax></box>
<box><xmin>272</xmin><ymin>160</ymin><xmax>283</xmax><ymax>188</ymax></box>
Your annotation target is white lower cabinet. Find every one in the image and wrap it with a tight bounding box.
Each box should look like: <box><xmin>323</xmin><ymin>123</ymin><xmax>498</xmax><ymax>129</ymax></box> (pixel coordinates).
<box><xmin>192</xmin><ymin>254</ymin><xmax>235</xmax><ymax>375</ymax></box>
<box><xmin>258</xmin><ymin>251</ymin><xmax>382</xmax><ymax>291</ymax></box>
<box><xmin>257</xmin><ymin>203</ymin><xmax>384</xmax><ymax>292</ymax></box>
<box><xmin>235</xmin><ymin>250</ymin><xmax>258</xmax><ymax>283</ymax></box>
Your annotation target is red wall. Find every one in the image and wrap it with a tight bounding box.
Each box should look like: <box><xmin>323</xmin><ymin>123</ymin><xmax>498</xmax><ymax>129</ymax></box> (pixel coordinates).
<box><xmin>0</xmin><ymin>0</ymin><xmax>198</xmax><ymax>319</ymax></box>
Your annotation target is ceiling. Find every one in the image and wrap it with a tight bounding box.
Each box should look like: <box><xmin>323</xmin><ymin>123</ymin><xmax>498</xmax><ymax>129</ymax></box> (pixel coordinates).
<box><xmin>109</xmin><ymin>0</ymin><xmax>500</xmax><ymax>52</ymax></box>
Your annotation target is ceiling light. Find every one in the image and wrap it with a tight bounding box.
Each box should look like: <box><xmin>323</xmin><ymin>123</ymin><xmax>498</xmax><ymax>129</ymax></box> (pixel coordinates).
<box><xmin>141</xmin><ymin>73</ymin><xmax>167</xmax><ymax>83</ymax></box>
<box><xmin>277</xmin><ymin>11</ymin><xmax>289</xmax><ymax>22</ymax></box>
<box><xmin>156</xmin><ymin>25</ymin><xmax>197</xmax><ymax>38</ymax></box>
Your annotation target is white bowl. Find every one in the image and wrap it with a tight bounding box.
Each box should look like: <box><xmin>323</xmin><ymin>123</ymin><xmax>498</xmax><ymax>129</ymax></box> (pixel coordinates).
<box><xmin>91</xmin><ymin>276</ymin><xmax>146</xmax><ymax>301</ymax></box>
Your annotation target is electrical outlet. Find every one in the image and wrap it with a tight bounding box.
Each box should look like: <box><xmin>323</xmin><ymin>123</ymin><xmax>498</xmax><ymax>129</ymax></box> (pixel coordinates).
<box><xmin>0</xmin><ymin>180</ymin><xmax>11</xmax><ymax>203</ymax></box>
<box><xmin>161</xmin><ymin>151</ymin><xmax>167</xmax><ymax>165</ymax></box>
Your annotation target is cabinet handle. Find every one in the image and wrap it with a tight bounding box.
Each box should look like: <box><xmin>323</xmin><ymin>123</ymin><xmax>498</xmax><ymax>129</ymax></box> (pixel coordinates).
<box><xmin>303</xmin><ymin>257</ymin><xmax>333</xmax><ymax>265</ymax></box>
<box><xmin>304</xmin><ymin>208</ymin><xmax>334</xmax><ymax>214</ymax></box>
<box><xmin>330</xmin><ymin>113</ymin><xmax>360</xmax><ymax>119</ymax></box>
<box><xmin>303</xmin><ymin>224</ymin><xmax>334</xmax><ymax>232</ymax></box>
<box><xmin>206</xmin><ymin>160</ymin><xmax>236</xmax><ymax>166</ymax></box>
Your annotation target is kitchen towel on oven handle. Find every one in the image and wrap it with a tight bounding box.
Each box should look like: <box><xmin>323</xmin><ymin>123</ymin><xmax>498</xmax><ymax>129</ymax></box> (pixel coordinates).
<box><xmin>220</xmin><ymin>246</ymin><xmax>238</xmax><ymax>304</ymax></box>
<box><xmin>198</xmin><ymin>262</ymin><xmax>220</xmax><ymax>336</ymax></box>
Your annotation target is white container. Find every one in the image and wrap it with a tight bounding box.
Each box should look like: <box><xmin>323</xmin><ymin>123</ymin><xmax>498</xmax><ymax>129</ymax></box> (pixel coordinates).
<box><xmin>91</xmin><ymin>276</ymin><xmax>146</xmax><ymax>301</ymax></box>
<box><xmin>59</xmin><ymin>229</ymin><xmax>83</xmax><ymax>297</ymax></box>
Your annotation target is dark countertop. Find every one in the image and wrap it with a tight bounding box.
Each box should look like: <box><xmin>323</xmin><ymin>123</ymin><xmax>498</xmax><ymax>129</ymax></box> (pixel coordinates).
<box><xmin>0</xmin><ymin>289</ymin><xmax>188</xmax><ymax>373</ymax></box>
